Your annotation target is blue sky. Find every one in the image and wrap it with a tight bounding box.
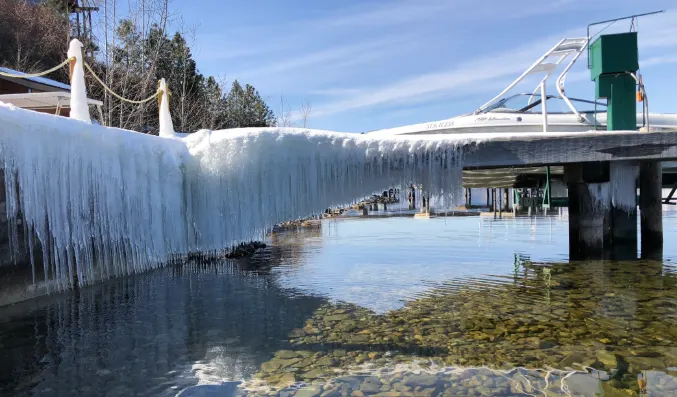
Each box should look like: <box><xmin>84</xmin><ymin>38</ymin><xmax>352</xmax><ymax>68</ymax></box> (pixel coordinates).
<box><xmin>172</xmin><ymin>0</ymin><xmax>677</xmax><ymax>132</ymax></box>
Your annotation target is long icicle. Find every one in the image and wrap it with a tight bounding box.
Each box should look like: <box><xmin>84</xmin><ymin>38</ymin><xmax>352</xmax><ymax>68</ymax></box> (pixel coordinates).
<box><xmin>0</xmin><ymin>104</ymin><xmax>469</xmax><ymax>289</ymax></box>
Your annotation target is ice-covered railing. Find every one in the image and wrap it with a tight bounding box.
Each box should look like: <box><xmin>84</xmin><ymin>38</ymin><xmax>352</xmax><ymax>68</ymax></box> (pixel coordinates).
<box><xmin>0</xmin><ymin>102</ymin><xmax>469</xmax><ymax>289</ymax></box>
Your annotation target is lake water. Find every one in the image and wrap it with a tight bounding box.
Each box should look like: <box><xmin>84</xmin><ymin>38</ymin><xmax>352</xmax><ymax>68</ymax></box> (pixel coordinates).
<box><xmin>2</xmin><ymin>209</ymin><xmax>677</xmax><ymax>396</ymax></box>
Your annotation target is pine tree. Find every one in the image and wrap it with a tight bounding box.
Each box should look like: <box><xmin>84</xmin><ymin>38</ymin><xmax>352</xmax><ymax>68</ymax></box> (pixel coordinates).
<box><xmin>3</xmin><ymin>0</ymin><xmax>277</xmax><ymax>134</ymax></box>
<box><xmin>224</xmin><ymin>80</ymin><xmax>275</xmax><ymax>128</ymax></box>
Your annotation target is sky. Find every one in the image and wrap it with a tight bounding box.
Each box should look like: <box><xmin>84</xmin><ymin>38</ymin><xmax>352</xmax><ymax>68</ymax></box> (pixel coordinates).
<box><xmin>172</xmin><ymin>0</ymin><xmax>677</xmax><ymax>133</ymax></box>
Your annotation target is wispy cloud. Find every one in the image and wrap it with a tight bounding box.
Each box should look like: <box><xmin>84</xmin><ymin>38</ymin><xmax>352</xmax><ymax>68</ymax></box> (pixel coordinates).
<box><xmin>642</xmin><ymin>55</ymin><xmax>677</xmax><ymax>67</ymax></box>
<box><xmin>310</xmin><ymin>7</ymin><xmax>677</xmax><ymax>120</ymax></box>
<box><xmin>310</xmin><ymin>33</ymin><xmax>569</xmax><ymax>118</ymax></box>
<box><xmin>313</xmin><ymin>1</ymin><xmax>452</xmax><ymax>28</ymax></box>
<box><xmin>194</xmin><ymin>0</ymin><xmax>578</xmax><ymax>65</ymax></box>
<box><xmin>184</xmin><ymin>0</ymin><xmax>677</xmax><ymax>130</ymax></box>
<box><xmin>233</xmin><ymin>35</ymin><xmax>408</xmax><ymax>81</ymax></box>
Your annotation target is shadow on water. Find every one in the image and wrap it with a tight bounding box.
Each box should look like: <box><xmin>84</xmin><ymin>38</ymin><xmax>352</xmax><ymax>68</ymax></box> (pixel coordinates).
<box><xmin>0</xmin><ymin>252</ymin><xmax>328</xmax><ymax>396</ymax></box>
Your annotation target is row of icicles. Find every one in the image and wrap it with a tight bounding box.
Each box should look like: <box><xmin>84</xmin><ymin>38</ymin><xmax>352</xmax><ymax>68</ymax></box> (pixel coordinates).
<box><xmin>67</xmin><ymin>39</ymin><xmax>176</xmax><ymax>137</ymax></box>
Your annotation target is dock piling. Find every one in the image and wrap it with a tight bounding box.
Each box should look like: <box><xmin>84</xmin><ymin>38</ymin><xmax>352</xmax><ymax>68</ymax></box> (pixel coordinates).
<box><xmin>640</xmin><ymin>161</ymin><xmax>663</xmax><ymax>259</ymax></box>
<box><xmin>610</xmin><ymin>161</ymin><xmax>639</xmax><ymax>259</ymax></box>
<box><xmin>565</xmin><ymin>163</ymin><xmax>611</xmax><ymax>260</ymax></box>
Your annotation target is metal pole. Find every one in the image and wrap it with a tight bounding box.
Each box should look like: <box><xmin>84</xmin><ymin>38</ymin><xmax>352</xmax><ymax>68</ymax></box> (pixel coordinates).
<box><xmin>541</xmin><ymin>81</ymin><xmax>548</xmax><ymax>132</ymax></box>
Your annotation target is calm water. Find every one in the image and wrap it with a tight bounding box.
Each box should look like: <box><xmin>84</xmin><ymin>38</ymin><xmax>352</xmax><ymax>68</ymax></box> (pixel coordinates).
<box><xmin>2</xmin><ymin>210</ymin><xmax>677</xmax><ymax>396</ymax></box>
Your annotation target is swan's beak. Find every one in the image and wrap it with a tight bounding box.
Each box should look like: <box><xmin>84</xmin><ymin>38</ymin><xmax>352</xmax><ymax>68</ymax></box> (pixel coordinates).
<box><xmin>69</xmin><ymin>57</ymin><xmax>76</xmax><ymax>84</ymax></box>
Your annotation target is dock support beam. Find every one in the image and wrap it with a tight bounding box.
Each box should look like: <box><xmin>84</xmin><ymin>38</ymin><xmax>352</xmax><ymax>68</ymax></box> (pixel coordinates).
<box><xmin>610</xmin><ymin>161</ymin><xmax>639</xmax><ymax>259</ymax></box>
<box><xmin>640</xmin><ymin>161</ymin><xmax>663</xmax><ymax>259</ymax></box>
<box><xmin>565</xmin><ymin>163</ymin><xmax>611</xmax><ymax>260</ymax></box>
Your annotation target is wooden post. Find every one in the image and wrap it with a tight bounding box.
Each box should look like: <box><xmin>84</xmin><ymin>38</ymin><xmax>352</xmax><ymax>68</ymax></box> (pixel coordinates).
<box><xmin>499</xmin><ymin>188</ymin><xmax>503</xmax><ymax>218</ymax></box>
<box><xmin>610</xmin><ymin>161</ymin><xmax>638</xmax><ymax>260</ymax></box>
<box><xmin>640</xmin><ymin>161</ymin><xmax>663</xmax><ymax>259</ymax></box>
<box><xmin>565</xmin><ymin>163</ymin><xmax>611</xmax><ymax>260</ymax></box>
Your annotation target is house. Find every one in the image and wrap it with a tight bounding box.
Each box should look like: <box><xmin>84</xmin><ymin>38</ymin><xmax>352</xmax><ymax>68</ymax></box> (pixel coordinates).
<box><xmin>0</xmin><ymin>66</ymin><xmax>103</xmax><ymax>121</ymax></box>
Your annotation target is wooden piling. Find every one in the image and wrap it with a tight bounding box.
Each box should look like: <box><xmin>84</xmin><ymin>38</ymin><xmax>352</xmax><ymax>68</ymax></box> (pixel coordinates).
<box><xmin>610</xmin><ymin>161</ymin><xmax>638</xmax><ymax>260</ymax></box>
<box><xmin>565</xmin><ymin>163</ymin><xmax>612</xmax><ymax>260</ymax></box>
<box><xmin>640</xmin><ymin>161</ymin><xmax>663</xmax><ymax>259</ymax></box>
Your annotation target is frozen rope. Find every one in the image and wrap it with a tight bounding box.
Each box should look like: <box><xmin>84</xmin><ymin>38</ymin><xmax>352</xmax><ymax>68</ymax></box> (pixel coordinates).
<box><xmin>83</xmin><ymin>61</ymin><xmax>160</xmax><ymax>104</ymax></box>
<box><xmin>0</xmin><ymin>57</ymin><xmax>74</xmax><ymax>78</ymax></box>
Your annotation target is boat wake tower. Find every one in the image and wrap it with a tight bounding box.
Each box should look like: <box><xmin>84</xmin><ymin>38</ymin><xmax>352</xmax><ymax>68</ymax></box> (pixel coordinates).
<box><xmin>475</xmin><ymin>38</ymin><xmax>590</xmax><ymax>132</ymax></box>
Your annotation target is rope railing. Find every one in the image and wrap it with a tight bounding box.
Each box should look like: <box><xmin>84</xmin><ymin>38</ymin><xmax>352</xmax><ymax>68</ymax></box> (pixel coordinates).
<box><xmin>83</xmin><ymin>61</ymin><xmax>160</xmax><ymax>105</ymax></box>
<box><xmin>0</xmin><ymin>57</ymin><xmax>163</xmax><ymax>106</ymax></box>
<box><xmin>1</xmin><ymin>39</ymin><xmax>175</xmax><ymax>136</ymax></box>
<box><xmin>0</xmin><ymin>57</ymin><xmax>74</xmax><ymax>78</ymax></box>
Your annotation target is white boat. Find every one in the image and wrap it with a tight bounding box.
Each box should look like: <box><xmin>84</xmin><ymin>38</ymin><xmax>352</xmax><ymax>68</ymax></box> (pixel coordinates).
<box><xmin>368</xmin><ymin>37</ymin><xmax>677</xmax><ymax>137</ymax></box>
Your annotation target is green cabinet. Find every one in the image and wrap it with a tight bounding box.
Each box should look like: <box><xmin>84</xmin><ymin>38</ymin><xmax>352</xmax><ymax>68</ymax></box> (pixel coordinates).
<box><xmin>589</xmin><ymin>32</ymin><xmax>639</xmax><ymax>81</ymax></box>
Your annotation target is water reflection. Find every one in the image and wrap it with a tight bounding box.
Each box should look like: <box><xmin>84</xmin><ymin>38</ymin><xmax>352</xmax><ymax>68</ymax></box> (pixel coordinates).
<box><xmin>1</xmin><ymin>215</ymin><xmax>677</xmax><ymax>396</ymax></box>
<box><xmin>0</xmin><ymin>261</ymin><xmax>327</xmax><ymax>396</ymax></box>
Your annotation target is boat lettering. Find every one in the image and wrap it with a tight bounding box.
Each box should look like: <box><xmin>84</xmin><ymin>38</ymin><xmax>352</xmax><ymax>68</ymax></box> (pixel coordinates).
<box><xmin>426</xmin><ymin>121</ymin><xmax>454</xmax><ymax>129</ymax></box>
<box><xmin>475</xmin><ymin>116</ymin><xmax>511</xmax><ymax>122</ymax></box>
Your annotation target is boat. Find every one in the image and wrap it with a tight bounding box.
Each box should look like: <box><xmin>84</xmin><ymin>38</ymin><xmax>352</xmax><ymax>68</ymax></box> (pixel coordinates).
<box><xmin>368</xmin><ymin>37</ymin><xmax>677</xmax><ymax>137</ymax></box>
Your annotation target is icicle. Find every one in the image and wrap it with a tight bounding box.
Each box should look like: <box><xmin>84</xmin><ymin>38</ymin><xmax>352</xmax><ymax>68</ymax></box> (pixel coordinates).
<box><xmin>0</xmin><ymin>103</ymin><xmax>469</xmax><ymax>290</ymax></box>
<box><xmin>66</xmin><ymin>39</ymin><xmax>91</xmax><ymax>124</ymax></box>
<box><xmin>158</xmin><ymin>78</ymin><xmax>175</xmax><ymax>137</ymax></box>
<box><xmin>587</xmin><ymin>182</ymin><xmax>611</xmax><ymax>213</ymax></box>
<box><xmin>610</xmin><ymin>162</ymin><xmax>639</xmax><ymax>212</ymax></box>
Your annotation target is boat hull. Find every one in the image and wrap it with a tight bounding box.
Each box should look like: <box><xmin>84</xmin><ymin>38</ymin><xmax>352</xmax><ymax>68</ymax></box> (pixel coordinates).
<box><xmin>368</xmin><ymin>112</ymin><xmax>677</xmax><ymax>136</ymax></box>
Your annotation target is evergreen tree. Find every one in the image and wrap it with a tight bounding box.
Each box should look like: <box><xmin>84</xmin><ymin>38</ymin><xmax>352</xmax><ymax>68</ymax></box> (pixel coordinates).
<box><xmin>4</xmin><ymin>0</ymin><xmax>277</xmax><ymax>134</ymax></box>
<box><xmin>203</xmin><ymin>76</ymin><xmax>227</xmax><ymax>129</ymax></box>
<box><xmin>225</xmin><ymin>80</ymin><xmax>276</xmax><ymax>128</ymax></box>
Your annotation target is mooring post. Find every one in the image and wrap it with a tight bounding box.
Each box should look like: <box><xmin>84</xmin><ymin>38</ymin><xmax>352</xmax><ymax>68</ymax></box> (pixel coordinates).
<box><xmin>504</xmin><ymin>188</ymin><xmax>509</xmax><ymax>212</ymax></box>
<box><xmin>499</xmin><ymin>188</ymin><xmax>503</xmax><ymax>218</ymax></box>
<box><xmin>610</xmin><ymin>161</ymin><xmax>639</xmax><ymax>259</ymax></box>
<box><xmin>565</xmin><ymin>163</ymin><xmax>611</xmax><ymax>260</ymax></box>
<box><xmin>639</xmin><ymin>161</ymin><xmax>663</xmax><ymax>259</ymax></box>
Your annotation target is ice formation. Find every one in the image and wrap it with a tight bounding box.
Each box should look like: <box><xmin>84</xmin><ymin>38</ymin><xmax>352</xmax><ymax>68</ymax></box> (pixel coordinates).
<box><xmin>0</xmin><ymin>103</ymin><xmax>468</xmax><ymax>289</ymax></box>
<box><xmin>610</xmin><ymin>162</ymin><xmax>639</xmax><ymax>212</ymax></box>
<box><xmin>586</xmin><ymin>182</ymin><xmax>611</xmax><ymax>213</ymax></box>
<box><xmin>66</xmin><ymin>39</ymin><xmax>91</xmax><ymax>124</ymax></box>
<box><xmin>582</xmin><ymin>162</ymin><xmax>639</xmax><ymax>216</ymax></box>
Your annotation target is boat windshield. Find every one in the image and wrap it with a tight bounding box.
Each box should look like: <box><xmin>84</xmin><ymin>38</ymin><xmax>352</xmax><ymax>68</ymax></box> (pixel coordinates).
<box><xmin>480</xmin><ymin>93</ymin><xmax>607</xmax><ymax>114</ymax></box>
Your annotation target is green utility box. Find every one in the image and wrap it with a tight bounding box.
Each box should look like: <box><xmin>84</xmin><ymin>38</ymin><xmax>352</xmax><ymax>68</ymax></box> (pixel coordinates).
<box><xmin>589</xmin><ymin>32</ymin><xmax>639</xmax><ymax>81</ymax></box>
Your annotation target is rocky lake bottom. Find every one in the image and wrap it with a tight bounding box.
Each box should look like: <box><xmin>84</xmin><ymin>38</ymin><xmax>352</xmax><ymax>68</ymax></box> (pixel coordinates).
<box><xmin>2</xmin><ymin>211</ymin><xmax>677</xmax><ymax>396</ymax></box>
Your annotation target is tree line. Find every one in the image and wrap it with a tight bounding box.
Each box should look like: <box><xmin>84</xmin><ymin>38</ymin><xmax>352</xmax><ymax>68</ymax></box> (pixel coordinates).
<box><xmin>0</xmin><ymin>0</ymin><xmax>278</xmax><ymax>133</ymax></box>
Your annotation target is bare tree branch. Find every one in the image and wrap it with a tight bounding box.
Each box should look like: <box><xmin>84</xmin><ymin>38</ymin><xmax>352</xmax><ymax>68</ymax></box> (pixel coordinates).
<box><xmin>278</xmin><ymin>95</ymin><xmax>292</xmax><ymax>127</ymax></box>
<box><xmin>299</xmin><ymin>99</ymin><xmax>312</xmax><ymax>128</ymax></box>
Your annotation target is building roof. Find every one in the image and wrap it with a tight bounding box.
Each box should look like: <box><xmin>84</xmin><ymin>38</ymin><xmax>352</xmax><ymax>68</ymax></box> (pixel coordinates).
<box><xmin>0</xmin><ymin>66</ymin><xmax>71</xmax><ymax>91</ymax></box>
<box><xmin>0</xmin><ymin>91</ymin><xmax>102</xmax><ymax>109</ymax></box>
